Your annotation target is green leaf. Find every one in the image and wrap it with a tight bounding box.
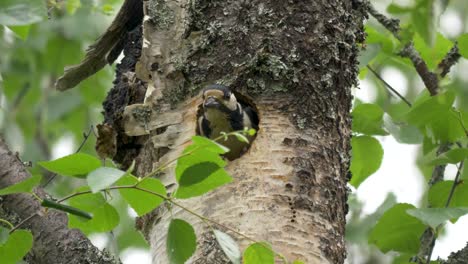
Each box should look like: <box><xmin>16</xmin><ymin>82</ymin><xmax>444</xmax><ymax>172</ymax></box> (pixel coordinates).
<box><xmin>406</xmin><ymin>207</ymin><xmax>468</xmax><ymax>229</ymax></box>
<box><xmin>214</xmin><ymin>230</ymin><xmax>241</xmax><ymax>264</ymax></box>
<box><xmin>392</xmin><ymin>253</ymin><xmax>416</xmax><ymax>264</ymax></box>
<box><xmin>189</xmin><ymin>136</ymin><xmax>229</xmax><ymax>154</ymax></box>
<box><xmin>116</xmin><ymin>175</ymin><xmax>166</xmax><ymax>216</ymax></box>
<box><xmin>0</xmin><ymin>226</ymin><xmax>9</xmax><ymax>245</ymax></box>
<box><xmin>413</xmin><ymin>33</ymin><xmax>453</xmax><ymax>70</ymax></box>
<box><xmin>167</xmin><ymin>219</ymin><xmax>196</xmax><ymax>264</ymax></box>
<box><xmin>358</xmin><ymin>44</ymin><xmax>381</xmax><ymax>69</ymax></box>
<box><xmin>0</xmin><ymin>230</ymin><xmax>33</xmax><ymax>264</ymax></box>
<box><xmin>350</xmin><ymin>136</ymin><xmax>383</xmax><ymax>188</ymax></box>
<box><xmin>87</xmin><ymin>167</ymin><xmax>127</xmax><ymax>193</ymax></box>
<box><xmin>346</xmin><ymin>193</ymin><xmax>397</xmax><ymax>244</ymax></box>
<box><xmin>38</xmin><ymin>153</ymin><xmax>101</xmax><ymax>178</ymax></box>
<box><xmin>7</xmin><ymin>25</ymin><xmax>30</xmax><ymax>40</ymax></box>
<box><xmin>67</xmin><ymin>187</ymin><xmax>118</xmax><ymax>234</ymax></box>
<box><xmin>405</xmin><ymin>92</ymin><xmax>465</xmax><ymax>142</ymax></box>
<box><xmin>369</xmin><ymin>203</ymin><xmax>425</xmax><ymax>254</ymax></box>
<box><xmin>0</xmin><ymin>174</ymin><xmax>41</xmax><ymax>195</ymax></box>
<box><xmin>423</xmin><ymin>148</ymin><xmax>468</xmax><ymax>166</ymax></box>
<box><xmin>174</xmin><ymin>138</ymin><xmax>232</xmax><ymax>199</ymax></box>
<box><xmin>383</xmin><ymin>114</ymin><xmax>423</xmax><ymax>144</ymax></box>
<box><xmin>352</xmin><ymin>104</ymin><xmax>388</xmax><ymax>135</ymax></box>
<box><xmin>247</xmin><ymin>128</ymin><xmax>256</xmax><ymax>136</ymax></box>
<box><xmin>458</xmin><ymin>34</ymin><xmax>468</xmax><ymax>59</ymax></box>
<box><xmin>243</xmin><ymin>242</ymin><xmax>274</xmax><ymax>264</ymax></box>
<box><xmin>233</xmin><ymin>132</ymin><xmax>250</xmax><ymax>144</ymax></box>
<box><xmin>0</xmin><ymin>0</ymin><xmax>46</xmax><ymax>26</ymax></box>
<box><xmin>429</xmin><ymin>181</ymin><xmax>468</xmax><ymax>208</ymax></box>
<box><xmin>292</xmin><ymin>261</ymin><xmax>305</xmax><ymax>264</ymax></box>
<box><xmin>174</xmin><ymin>159</ymin><xmax>232</xmax><ymax>199</ymax></box>
<box><xmin>411</xmin><ymin>0</ymin><xmax>435</xmax><ymax>46</ymax></box>
<box><xmin>387</xmin><ymin>3</ymin><xmax>412</xmax><ymax>14</ymax></box>
<box><xmin>65</xmin><ymin>0</ymin><xmax>81</xmax><ymax>15</ymax></box>
<box><xmin>101</xmin><ymin>4</ymin><xmax>114</xmax><ymax>15</ymax></box>
<box><xmin>365</xmin><ymin>25</ymin><xmax>397</xmax><ymax>54</ymax></box>
<box><xmin>461</xmin><ymin>164</ymin><xmax>468</xmax><ymax>181</ymax></box>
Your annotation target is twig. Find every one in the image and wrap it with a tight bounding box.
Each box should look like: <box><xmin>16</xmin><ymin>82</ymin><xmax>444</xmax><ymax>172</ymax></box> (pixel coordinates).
<box><xmin>428</xmin><ymin>143</ymin><xmax>451</xmax><ymax>186</ymax></box>
<box><xmin>133</xmin><ymin>186</ymin><xmax>259</xmax><ymax>244</ymax></box>
<box><xmin>12</xmin><ymin>83</ymin><xmax>31</xmax><ymax>110</ymax></box>
<box><xmin>367</xmin><ymin>3</ymin><xmax>401</xmax><ymax>38</ymax></box>
<box><xmin>425</xmin><ymin>161</ymin><xmax>464</xmax><ymax>264</ymax></box>
<box><xmin>366</xmin><ymin>1</ymin><xmax>440</xmax><ymax>96</ymax></box>
<box><xmin>366</xmin><ymin>65</ymin><xmax>412</xmax><ymax>107</ymax></box>
<box><xmin>444</xmin><ymin>161</ymin><xmax>464</xmax><ymax>208</ymax></box>
<box><xmin>76</xmin><ymin>126</ymin><xmax>94</xmax><ymax>153</ymax></box>
<box><xmin>42</xmin><ymin>126</ymin><xmax>94</xmax><ymax>187</ymax></box>
<box><xmin>399</xmin><ymin>45</ymin><xmax>439</xmax><ymax>96</ymax></box>
<box><xmin>56</xmin><ymin>184</ymin><xmax>134</xmax><ymax>203</ymax></box>
<box><xmin>9</xmin><ymin>213</ymin><xmax>38</xmax><ymax>234</ymax></box>
<box><xmin>437</xmin><ymin>43</ymin><xmax>461</xmax><ymax>78</ymax></box>
<box><xmin>57</xmin><ymin>184</ymin><xmax>263</xmax><ymax>251</ymax></box>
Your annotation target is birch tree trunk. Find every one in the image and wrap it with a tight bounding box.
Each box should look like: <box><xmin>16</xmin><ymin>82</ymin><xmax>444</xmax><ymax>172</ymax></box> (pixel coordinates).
<box><xmin>104</xmin><ymin>0</ymin><xmax>366</xmax><ymax>263</ymax></box>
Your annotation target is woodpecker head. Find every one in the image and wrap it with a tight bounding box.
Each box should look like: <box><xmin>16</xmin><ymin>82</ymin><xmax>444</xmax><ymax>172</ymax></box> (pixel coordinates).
<box><xmin>198</xmin><ymin>84</ymin><xmax>258</xmax><ymax>160</ymax></box>
<box><xmin>202</xmin><ymin>84</ymin><xmax>238</xmax><ymax>113</ymax></box>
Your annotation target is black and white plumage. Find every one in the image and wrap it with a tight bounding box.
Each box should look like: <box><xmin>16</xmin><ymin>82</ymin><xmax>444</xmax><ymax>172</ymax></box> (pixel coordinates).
<box><xmin>198</xmin><ymin>84</ymin><xmax>258</xmax><ymax>160</ymax></box>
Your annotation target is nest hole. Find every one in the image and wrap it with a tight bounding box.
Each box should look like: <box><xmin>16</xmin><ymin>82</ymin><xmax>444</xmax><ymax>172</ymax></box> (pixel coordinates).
<box><xmin>195</xmin><ymin>90</ymin><xmax>260</xmax><ymax>160</ymax></box>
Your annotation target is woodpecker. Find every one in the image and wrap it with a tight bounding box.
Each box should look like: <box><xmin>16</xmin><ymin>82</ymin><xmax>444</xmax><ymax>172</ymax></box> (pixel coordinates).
<box><xmin>198</xmin><ymin>84</ymin><xmax>258</xmax><ymax>160</ymax></box>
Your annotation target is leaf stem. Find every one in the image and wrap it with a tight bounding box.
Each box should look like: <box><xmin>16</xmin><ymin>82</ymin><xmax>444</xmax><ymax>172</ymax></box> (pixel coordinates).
<box><xmin>0</xmin><ymin>218</ymin><xmax>14</xmax><ymax>229</ymax></box>
<box><xmin>30</xmin><ymin>192</ymin><xmax>43</xmax><ymax>203</ymax></box>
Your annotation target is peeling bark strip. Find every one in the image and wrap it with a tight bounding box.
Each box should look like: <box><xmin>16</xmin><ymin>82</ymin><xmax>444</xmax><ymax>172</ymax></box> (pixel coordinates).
<box><xmin>106</xmin><ymin>0</ymin><xmax>365</xmax><ymax>263</ymax></box>
<box><xmin>0</xmin><ymin>138</ymin><xmax>119</xmax><ymax>264</ymax></box>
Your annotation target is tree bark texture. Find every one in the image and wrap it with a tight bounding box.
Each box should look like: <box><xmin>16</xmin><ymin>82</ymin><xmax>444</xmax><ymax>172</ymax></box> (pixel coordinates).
<box><xmin>0</xmin><ymin>138</ymin><xmax>119</xmax><ymax>264</ymax></box>
<box><xmin>103</xmin><ymin>0</ymin><xmax>366</xmax><ymax>263</ymax></box>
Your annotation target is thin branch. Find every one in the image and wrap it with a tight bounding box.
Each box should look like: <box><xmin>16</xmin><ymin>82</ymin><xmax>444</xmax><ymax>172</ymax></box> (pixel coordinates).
<box><xmin>428</xmin><ymin>143</ymin><xmax>451</xmax><ymax>186</ymax></box>
<box><xmin>76</xmin><ymin>125</ymin><xmax>94</xmax><ymax>153</ymax></box>
<box><xmin>366</xmin><ymin>65</ymin><xmax>412</xmax><ymax>107</ymax></box>
<box><xmin>444</xmin><ymin>161</ymin><xmax>464</xmax><ymax>208</ymax></box>
<box><xmin>12</xmin><ymin>83</ymin><xmax>31</xmax><ymax>110</ymax></box>
<box><xmin>57</xmin><ymin>184</ymin><xmax>259</xmax><ymax>244</ymax></box>
<box><xmin>56</xmin><ymin>185</ymin><xmax>134</xmax><ymax>203</ymax></box>
<box><xmin>425</xmin><ymin>161</ymin><xmax>465</xmax><ymax>264</ymax></box>
<box><xmin>365</xmin><ymin>1</ymin><xmax>440</xmax><ymax>96</ymax></box>
<box><xmin>367</xmin><ymin>3</ymin><xmax>401</xmax><ymax>38</ymax></box>
<box><xmin>399</xmin><ymin>45</ymin><xmax>439</xmax><ymax>96</ymax></box>
<box><xmin>134</xmin><ymin>186</ymin><xmax>260</xmax><ymax>244</ymax></box>
<box><xmin>437</xmin><ymin>43</ymin><xmax>461</xmax><ymax>78</ymax></box>
<box><xmin>9</xmin><ymin>213</ymin><xmax>38</xmax><ymax>234</ymax></box>
<box><xmin>42</xmin><ymin>126</ymin><xmax>94</xmax><ymax>187</ymax></box>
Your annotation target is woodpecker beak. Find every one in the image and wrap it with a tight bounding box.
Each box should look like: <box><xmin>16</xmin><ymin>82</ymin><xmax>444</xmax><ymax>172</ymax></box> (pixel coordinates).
<box><xmin>203</xmin><ymin>97</ymin><xmax>220</xmax><ymax>108</ymax></box>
